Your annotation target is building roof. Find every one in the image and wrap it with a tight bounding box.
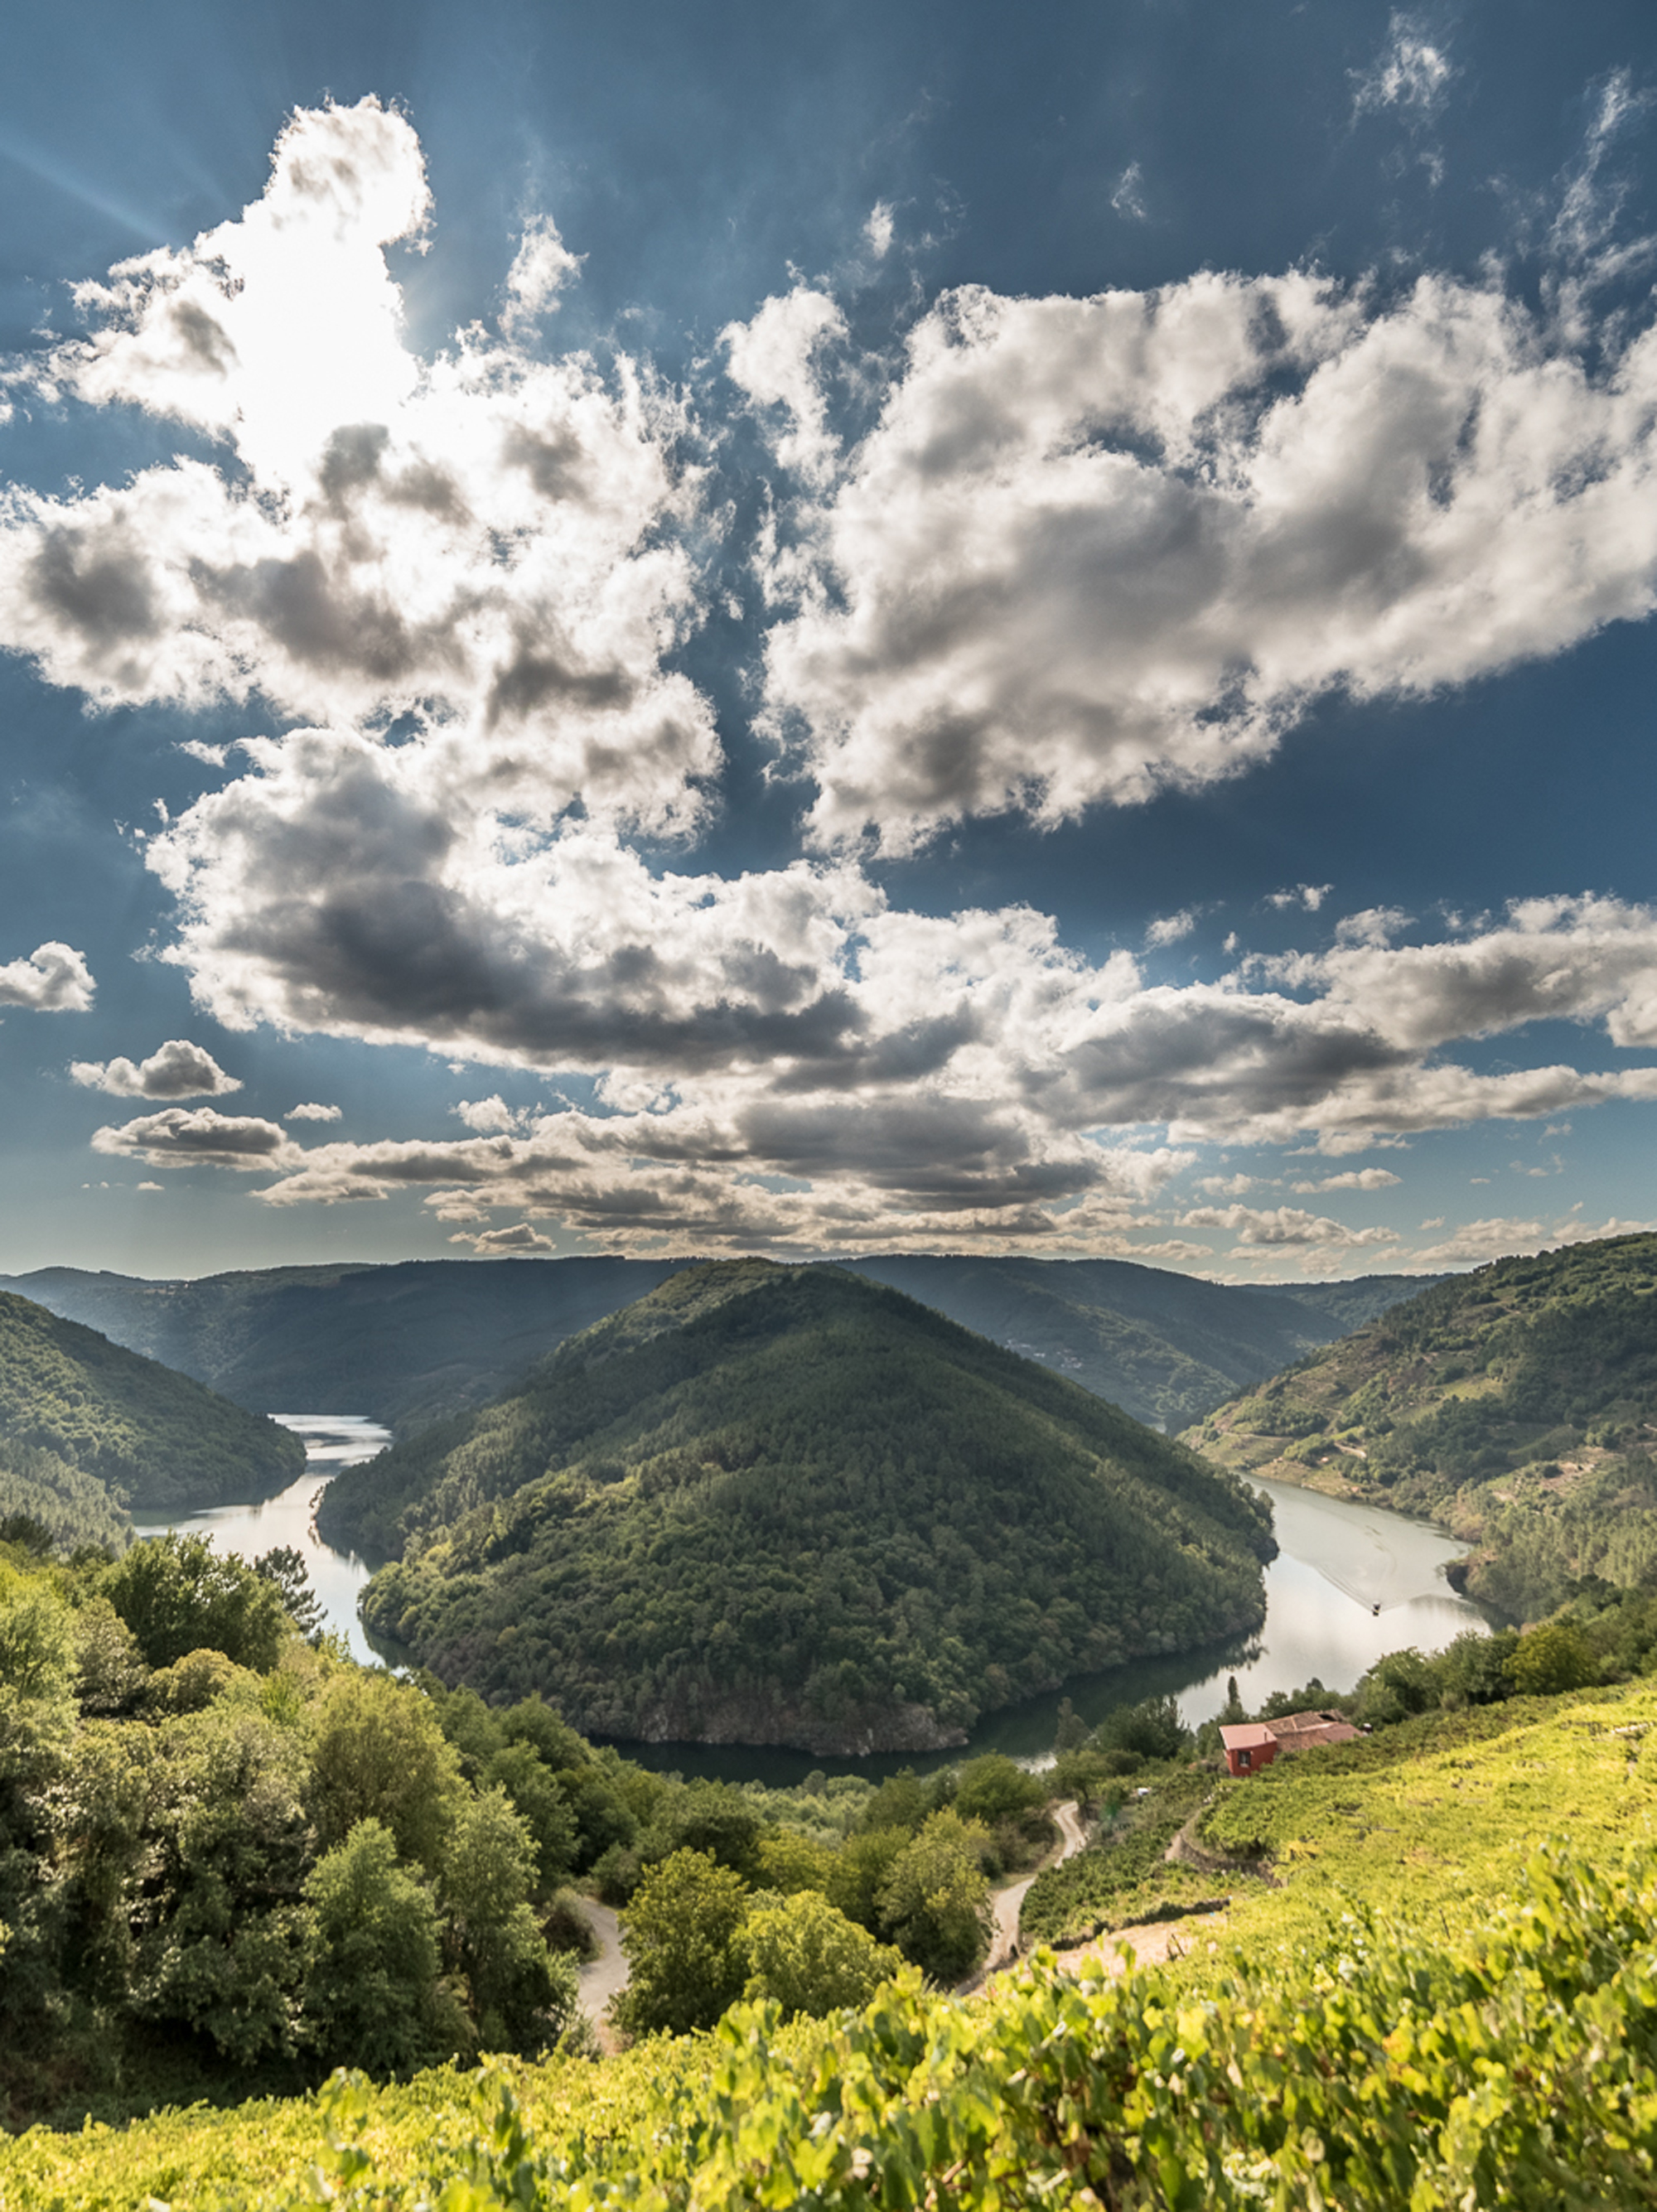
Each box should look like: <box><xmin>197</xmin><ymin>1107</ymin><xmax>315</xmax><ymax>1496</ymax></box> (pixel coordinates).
<box><xmin>1219</xmin><ymin>1723</ymin><xmax>1277</xmax><ymax>1751</ymax></box>
<box><xmin>1263</xmin><ymin>1709</ymin><xmax>1361</xmax><ymax>1749</ymax></box>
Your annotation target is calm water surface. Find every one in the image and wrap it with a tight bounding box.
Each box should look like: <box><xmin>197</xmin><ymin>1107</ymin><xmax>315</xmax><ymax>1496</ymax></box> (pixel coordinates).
<box><xmin>130</xmin><ymin>1416</ymin><xmax>389</xmax><ymax>1665</ymax></box>
<box><xmin>130</xmin><ymin>1438</ymin><xmax>1486</xmax><ymax>1780</ymax></box>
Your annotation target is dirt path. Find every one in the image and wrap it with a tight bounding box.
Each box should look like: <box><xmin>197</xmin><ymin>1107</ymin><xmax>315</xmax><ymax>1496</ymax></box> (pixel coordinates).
<box><xmin>574</xmin><ymin>1899</ymin><xmax>627</xmax><ymax>2050</ymax></box>
<box><xmin>1051</xmin><ymin>1910</ymin><xmax>1229</xmax><ymax>1978</ymax></box>
<box><xmin>975</xmin><ymin>1798</ymin><xmax>1089</xmax><ymax>1983</ymax></box>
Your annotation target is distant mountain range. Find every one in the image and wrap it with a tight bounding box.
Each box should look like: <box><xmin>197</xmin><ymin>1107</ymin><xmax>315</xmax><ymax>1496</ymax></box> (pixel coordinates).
<box><xmin>0</xmin><ymin>1254</ymin><xmax>1437</xmax><ymax>1435</ymax></box>
<box><xmin>1181</xmin><ymin>1231</ymin><xmax>1657</xmax><ymax>1622</ymax></box>
<box><xmin>327</xmin><ymin>1260</ymin><xmax>1278</xmax><ymax>1752</ymax></box>
<box><xmin>0</xmin><ymin>1288</ymin><xmax>303</xmax><ymax>1538</ymax></box>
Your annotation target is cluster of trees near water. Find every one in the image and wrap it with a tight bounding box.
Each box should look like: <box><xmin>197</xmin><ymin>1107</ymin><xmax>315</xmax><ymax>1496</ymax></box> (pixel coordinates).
<box><xmin>328</xmin><ymin>1263</ymin><xmax>1275</xmax><ymax>1751</ymax></box>
<box><xmin>0</xmin><ymin>1290</ymin><xmax>303</xmax><ymax>1534</ymax></box>
<box><xmin>0</xmin><ymin>1512</ymin><xmax>1064</xmax><ymax>2127</ymax></box>
<box><xmin>1187</xmin><ymin>1232</ymin><xmax>1657</xmax><ymax>1619</ymax></box>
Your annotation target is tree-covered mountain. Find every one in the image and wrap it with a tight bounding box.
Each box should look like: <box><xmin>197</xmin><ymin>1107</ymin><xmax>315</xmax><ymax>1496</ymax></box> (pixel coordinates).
<box><xmin>0</xmin><ymin>1289</ymin><xmax>304</xmax><ymax>1517</ymax></box>
<box><xmin>324</xmin><ymin>1261</ymin><xmax>1277</xmax><ymax>1753</ymax></box>
<box><xmin>1182</xmin><ymin>1232</ymin><xmax>1657</xmax><ymax>1620</ymax></box>
<box><xmin>0</xmin><ymin>1253</ymin><xmax>1435</xmax><ymax>1434</ymax></box>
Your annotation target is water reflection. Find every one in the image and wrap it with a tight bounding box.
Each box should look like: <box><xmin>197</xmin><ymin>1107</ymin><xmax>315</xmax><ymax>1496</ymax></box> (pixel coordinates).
<box><xmin>128</xmin><ymin>1442</ymin><xmax>1489</xmax><ymax>1790</ymax></box>
<box><xmin>608</xmin><ymin>1477</ymin><xmax>1489</xmax><ymax>1787</ymax></box>
<box><xmin>129</xmin><ymin>1416</ymin><xmax>386</xmax><ymax>1665</ymax></box>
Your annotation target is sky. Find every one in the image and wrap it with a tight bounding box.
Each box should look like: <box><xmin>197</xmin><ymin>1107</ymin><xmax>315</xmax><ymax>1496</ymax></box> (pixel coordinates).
<box><xmin>3</xmin><ymin>1</ymin><xmax>1657</xmax><ymax>1285</ymax></box>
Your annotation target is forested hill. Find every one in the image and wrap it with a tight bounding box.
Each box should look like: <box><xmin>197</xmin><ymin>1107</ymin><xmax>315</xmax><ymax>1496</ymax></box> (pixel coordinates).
<box><xmin>325</xmin><ymin>1261</ymin><xmax>1277</xmax><ymax>1753</ymax></box>
<box><xmin>0</xmin><ymin>1289</ymin><xmax>304</xmax><ymax>1521</ymax></box>
<box><xmin>0</xmin><ymin>1253</ymin><xmax>1434</xmax><ymax>1433</ymax></box>
<box><xmin>1183</xmin><ymin>1231</ymin><xmax>1657</xmax><ymax>1621</ymax></box>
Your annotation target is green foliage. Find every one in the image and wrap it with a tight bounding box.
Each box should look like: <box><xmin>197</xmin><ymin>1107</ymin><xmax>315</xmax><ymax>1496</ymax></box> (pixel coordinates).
<box><xmin>337</xmin><ymin>1263</ymin><xmax>1274</xmax><ymax>1751</ymax></box>
<box><xmin>0</xmin><ymin>1437</ymin><xmax>129</xmax><ymax>1554</ymax></box>
<box><xmin>739</xmin><ymin>1891</ymin><xmax>902</xmax><ymax>2017</ymax></box>
<box><xmin>300</xmin><ymin>1819</ymin><xmax>458</xmax><ymax>2077</ymax></box>
<box><xmin>951</xmin><ymin>1753</ymin><xmax>1046</xmax><ymax>1827</ymax></box>
<box><xmin>0</xmin><ymin>1288</ymin><xmax>302</xmax><ymax>1514</ymax></box>
<box><xmin>1507</xmin><ymin>1620</ymin><xmax>1599</xmax><ymax>1695</ymax></box>
<box><xmin>103</xmin><ymin>1533</ymin><xmax>288</xmax><ymax>1672</ymax></box>
<box><xmin>306</xmin><ymin>1670</ymin><xmax>465</xmax><ymax>1873</ymax></box>
<box><xmin>439</xmin><ymin>1787</ymin><xmax>576</xmax><ymax>2055</ymax></box>
<box><xmin>613</xmin><ymin>1847</ymin><xmax>751</xmax><ymax>2039</ymax></box>
<box><xmin>1021</xmin><ymin>1766</ymin><xmax>1214</xmax><ymax>1946</ymax></box>
<box><xmin>1187</xmin><ymin>1231</ymin><xmax>1657</xmax><ymax>1621</ymax></box>
<box><xmin>253</xmin><ymin>1548</ymin><xmax>324</xmax><ymax>1640</ymax></box>
<box><xmin>876</xmin><ymin>1807</ymin><xmax>994</xmax><ymax>1983</ymax></box>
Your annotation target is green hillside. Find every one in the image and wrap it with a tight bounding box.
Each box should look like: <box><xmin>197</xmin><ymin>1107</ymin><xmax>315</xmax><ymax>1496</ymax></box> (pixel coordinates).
<box><xmin>1182</xmin><ymin>1231</ymin><xmax>1657</xmax><ymax>1620</ymax></box>
<box><xmin>0</xmin><ymin>1289</ymin><xmax>303</xmax><ymax>1515</ymax></box>
<box><xmin>1</xmin><ymin>1253</ymin><xmax>1434</xmax><ymax>1434</ymax></box>
<box><xmin>324</xmin><ymin>1262</ymin><xmax>1276</xmax><ymax>1751</ymax></box>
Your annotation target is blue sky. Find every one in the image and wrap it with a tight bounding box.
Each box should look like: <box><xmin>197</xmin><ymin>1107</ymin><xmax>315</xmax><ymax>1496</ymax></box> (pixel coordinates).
<box><xmin>3</xmin><ymin>1</ymin><xmax>1657</xmax><ymax>1282</ymax></box>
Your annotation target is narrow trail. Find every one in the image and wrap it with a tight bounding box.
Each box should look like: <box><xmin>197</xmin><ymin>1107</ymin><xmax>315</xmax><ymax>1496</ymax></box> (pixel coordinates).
<box><xmin>574</xmin><ymin>1899</ymin><xmax>627</xmax><ymax>2050</ymax></box>
<box><xmin>971</xmin><ymin>1797</ymin><xmax>1088</xmax><ymax>1987</ymax></box>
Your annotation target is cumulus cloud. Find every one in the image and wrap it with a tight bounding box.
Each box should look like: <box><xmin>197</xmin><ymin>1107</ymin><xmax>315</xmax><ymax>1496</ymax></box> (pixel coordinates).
<box><xmin>0</xmin><ymin>98</ymin><xmax>717</xmax><ymax>837</ymax></box>
<box><xmin>757</xmin><ymin>234</ymin><xmax>1657</xmax><ymax>851</ymax></box>
<box><xmin>285</xmin><ymin>1101</ymin><xmax>341</xmax><ymax>1121</ymax></box>
<box><xmin>0</xmin><ymin>941</ymin><xmax>95</xmax><ymax>1012</ymax></box>
<box><xmin>1291</xmin><ymin>1167</ymin><xmax>1402</xmax><ymax>1193</ymax></box>
<box><xmin>453</xmin><ymin>1220</ymin><xmax>555</xmax><ymax>1253</ymax></box>
<box><xmin>722</xmin><ymin>287</ymin><xmax>849</xmax><ymax>485</ymax></box>
<box><xmin>1145</xmin><ymin>909</ymin><xmax>1198</xmax><ymax>949</ymax></box>
<box><xmin>454</xmin><ymin>1094</ymin><xmax>520</xmax><ymax>1133</ymax></box>
<box><xmin>502</xmin><ymin>214</ymin><xmax>583</xmax><ymax>333</ymax></box>
<box><xmin>92</xmin><ymin>1106</ymin><xmax>297</xmax><ymax>1170</ymax></box>
<box><xmin>70</xmin><ymin>1037</ymin><xmax>239</xmax><ymax>1099</ymax></box>
<box><xmin>13</xmin><ymin>103</ymin><xmax>1657</xmax><ymax>1260</ymax></box>
<box><xmin>1180</xmin><ymin>1202</ymin><xmax>1398</xmax><ymax>1249</ymax></box>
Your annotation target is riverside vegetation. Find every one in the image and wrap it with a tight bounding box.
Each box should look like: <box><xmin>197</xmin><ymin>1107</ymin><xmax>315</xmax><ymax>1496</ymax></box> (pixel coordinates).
<box><xmin>1184</xmin><ymin>1230</ymin><xmax>1657</xmax><ymax>1622</ymax></box>
<box><xmin>0</xmin><ymin>1289</ymin><xmax>302</xmax><ymax>1541</ymax></box>
<box><xmin>7</xmin><ymin>1587</ymin><xmax>1657</xmax><ymax>2206</ymax></box>
<box><xmin>320</xmin><ymin>1262</ymin><xmax>1277</xmax><ymax>1751</ymax></box>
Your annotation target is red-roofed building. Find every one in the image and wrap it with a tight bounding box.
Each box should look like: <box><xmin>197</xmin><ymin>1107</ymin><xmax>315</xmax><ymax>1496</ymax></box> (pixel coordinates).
<box><xmin>1220</xmin><ymin>1709</ymin><xmax>1361</xmax><ymax>1777</ymax></box>
<box><xmin>1219</xmin><ymin>1722</ymin><xmax>1278</xmax><ymax>1776</ymax></box>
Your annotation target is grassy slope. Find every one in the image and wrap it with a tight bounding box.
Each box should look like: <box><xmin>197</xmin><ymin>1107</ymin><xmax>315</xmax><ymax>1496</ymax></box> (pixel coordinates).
<box><xmin>1181</xmin><ymin>1230</ymin><xmax>1657</xmax><ymax>1619</ymax></box>
<box><xmin>324</xmin><ymin>1262</ymin><xmax>1276</xmax><ymax>1751</ymax></box>
<box><xmin>0</xmin><ymin>1291</ymin><xmax>303</xmax><ymax>1514</ymax></box>
<box><xmin>10</xmin><ymin>1679</ymin><xmax>1655</xmax><ymax>2210</ymax></box>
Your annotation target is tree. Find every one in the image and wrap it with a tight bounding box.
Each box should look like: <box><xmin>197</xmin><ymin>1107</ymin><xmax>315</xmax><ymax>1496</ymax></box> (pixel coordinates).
<box><xmin>254</xmin><ymin>1546</ymin><xmax>325</xmax><ymax>1640</ymax></box>
<box><xmin>307</xmin><ymin>1672</ymin><xmax>465</xmax><ymax>1874</ymax></box>
<box><xmin>877</xmin><ymin>1809</ymin><xmax>993</xmax><ymax>1984</ymax></box>
<box><xmin>1095</xmin><ymin>1694</ymin><xmax>1191</xmax><ymax>1764</ymax></box>
<box><xmin>952</xmin><ymin>1754</ymin><xmax>1046</xmax><ymax>1828</ymax></box>
<box><xmin>1507</xmin><ymin>1622</ymin><xmax>1599</xmax><ymax>1698</ymax></box>
<box><xmin>484</xmin><ymin>1740</ymin><xmax>578</xmax><ymax>1891</ymax></box>
<box><xmin>302</xmin><ymin>1818</ymin><xmax>461</xmax><ymax>2076</ymax></box>
<box><xmin>613</xmin><ymin>1847</ymin><xmax>749</xmax><ymax>2039</ymax></box>
<box><xmin>103</xmin><ymin>1533</ymin><xmax>287</xmax><ymax>1672</ymax></box>
<box><xmin>439</xmin><ymin>1786</ymin><xmax>576</xmax><ymax>2054</ymax></box>
<box><xmin>824</xmin><ymin>1826</ymin><xmax>910</xmax><ymax>1935</ymax></box>
<box><xmin>739</xmin><ymin>1891</ymin><xmax>901</xmax><ymax>2017</ymax></box>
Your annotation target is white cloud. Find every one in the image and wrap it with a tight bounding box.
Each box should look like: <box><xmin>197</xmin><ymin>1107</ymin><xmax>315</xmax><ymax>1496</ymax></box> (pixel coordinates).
<box><xmin>1408</xmin><ymin>1212</ymin><xmax>1655</xmax><ymax>1268</ymax></box>
<box><xmin>502</xmin><ymin>214</ymin><xmax>583</xmax><ymax>334</ymax></box>
<box><xmin>1334</xmin><ymin>906</ymin><xmax>1412</xmax><ymax>947</ymax></box>
<box><xmin>1180</xmin><ymin>1202</ymin><xmax>1399</xmax><ymax>1249</ymax></box>
<box><xmin>0</xmin><ymin>98</ymin><xmax>716</xmax><ymax>837</ymax></box>
<box><xmin>91</xmin><ymin>1105</ymin><xmax>297</xmax><ymax>1170</ymax></box>
<box><xmin>454</xmin><ymin>1094</ymin><xmax>520</xmax><ymax>1133</ymax></box>
<box><xmin>137</xmin><ymin>1181</ymin><xmax>163</xmax><ymax>1192</ymax></box>
<box><xmin>1351</xmin><ymin>14</ymin><xmax>1455</xmax><ymax>119</ymax></box>
<box><xmin>70</xmin><ymin>1037</ymin><xmax>239</xmax><ymax>1099</ymax></box>
<box><xmin>864</xmin><ymin>203</ymin><xmax>896</xmax><ymax>259</ymax></box>
<box><xmin>1291</xmin><ymin>1168</ymin><xmax>1402</xmax><ymax>1193</ymax></box>
<box><xmin>1110</xmin><ymin>163</ymin><xmax>1147</xmax><ymax>221</ymax></box>
<box><xmin>1145</xmin><ymin>909</ymin><xmax>1197</xmax><ymax>949</ymax></box>
<box><xmin>757</xmin><ymin>230</ymin><xmax>1657</xmax><ymax>852</ymax></box>
<box><xmin>722</xmin><ymin>286</ymin><xmax>849</xmax><ymax>485</ymax></box>
<box><xmin>1268</xmin><ymin>885</ymin><xmax>1333</xmax><ymax>914</ymax></box>
<box><xmin>285</xmin><ymin>1101</ymin><xmax>341</xmax><ymax>1122</ymax></box>
<box><xmin>0</xmin><ymin>940</ymin><xmax>94</xmax><ymax>1012</ymax></box>
<box><xmin>452</xmin><ymin>1219</ymin><xmax>555</xmax><ymax>1253</ymax></box>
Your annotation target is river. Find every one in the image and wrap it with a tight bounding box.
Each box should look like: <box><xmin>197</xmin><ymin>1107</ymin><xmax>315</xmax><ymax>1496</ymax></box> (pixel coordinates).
<box><xmin>132</xmin><ymin>1438</ymin><xmax>1486</xmax><ymax>1784</ymax></box>
<box><xmin>130</xmin><ymin>1416</ymin><xmax>390</xmax><ymax>1666</ymax></box>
